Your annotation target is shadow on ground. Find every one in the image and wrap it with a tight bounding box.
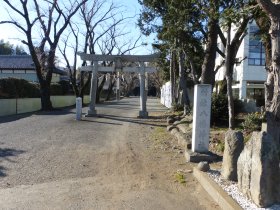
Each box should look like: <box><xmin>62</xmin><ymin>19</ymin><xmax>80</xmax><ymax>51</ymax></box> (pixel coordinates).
<box><xmin>84</xmin><ymin>114</ymin><xmax>166</xmax><ymax>128</ymax></box>
<box><xmin>35</xmin><ymin>107</ymin><xmax>75</xmax><ymax>116</ymax></box>
<box><xmin>0</xmin><ymin>107</ymin><xmax>76</xmax><ymax>124</ymax></box>
<box><xmin>0</xmin><ymin>148</ymin><xmax>25</xmax><ymax>177</ymax></box>
<box><xmin>0</xmin><ymin>113</ymin><xmax>33</xmax><ymax>124</ymax></box>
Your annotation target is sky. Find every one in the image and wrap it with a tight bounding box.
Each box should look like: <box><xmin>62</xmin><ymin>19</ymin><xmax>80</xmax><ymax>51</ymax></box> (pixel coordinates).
<box><xmin>0</xmin><ymin>0</ymin><xmax>157</xmax><ymax>65</ymax></box>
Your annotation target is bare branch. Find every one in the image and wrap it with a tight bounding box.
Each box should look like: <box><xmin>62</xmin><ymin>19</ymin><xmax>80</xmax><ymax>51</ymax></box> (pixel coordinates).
<box><xmin>216</xmin><ymin>46</ymin><xmax>225</xmax><ymax>58</ymax></box>
<box><xmin>0</xmin><ymin>21</ymin><xmax>27</xmax><ymax>33</ymax></box>
<box><xmin>214</xmin><ymin>60</ymin><xmax>225</xmax><ymax>74</ymax></box>
<box><xmin>218</xmin><ymin>26</ymin><xmax>226</xmax><ymax>47</ymax></box>
<box><xmin>257</xmin><ymin>0</ymin><xmax>280</xmax><ymax>17</ymax></box>
<box><xmin>3</xmin><ymin>0</ymin><xmax>25</xmax><ymax>17</ymax></box>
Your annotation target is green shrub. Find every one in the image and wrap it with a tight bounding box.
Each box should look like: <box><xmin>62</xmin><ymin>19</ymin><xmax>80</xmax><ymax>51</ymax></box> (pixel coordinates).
<box><xmin>242</xmin><ymin>112</ymin><xmax>262</xmax><ymax>132</ymax></box>
<box><xmin>211</xmin><ymin>93</ymin><xmax>228</xmax><ymax>125</ymax></box>
<box><xmin>50</xmin><ymin>83</ymin><xmax>63</xmax><ymax>95</ymax></box>
<box><xmin>0</xmin><ymin>78</ymin><xmax>40</xmax><ymax>98</ymax></box>
<box><xmin>234</xmin><ymin>99</ymin><xmax>243</xmax><ymax>115</ymax></box>
<box><xmin>172</xmin><ymin>102</ymin><xmax>184</xmax><ymax>112</ymax></box>
<box><xmin>211</xmin><ymin>93</ymin><xmax>244</xmax><ymax>126</ymax></box>
<box><xmin>58</xmin><ymin>80</ymin><xmax>71</xmax><ymax>95</ymax></box>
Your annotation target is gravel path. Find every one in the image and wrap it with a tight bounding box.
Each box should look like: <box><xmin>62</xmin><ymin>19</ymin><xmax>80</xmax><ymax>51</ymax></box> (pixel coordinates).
<box><xmin>0</xmin><ymin>97</ymin><xmax>219</xmax><ymax>210</ymax></box>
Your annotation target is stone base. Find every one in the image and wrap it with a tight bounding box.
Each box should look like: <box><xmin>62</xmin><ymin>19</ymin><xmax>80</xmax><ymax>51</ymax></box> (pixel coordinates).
<box><xmin>85</xmin><ymin>109</ymin><xmax>97</xmax><ymax>117</ymax></box>
<box><xmin>116</xmin><ymin>90</ymin><xmax>120</xmax><ymax>101</ymax></box>
<box><xmin>185</xmin><ymin>150</ymin><xmax>218</xmax><ymax>163</ymax></box>
<box><xmin>138</xmin><ymin>111</ymin><xmax>148</xmax><ymax>118</ymax></box>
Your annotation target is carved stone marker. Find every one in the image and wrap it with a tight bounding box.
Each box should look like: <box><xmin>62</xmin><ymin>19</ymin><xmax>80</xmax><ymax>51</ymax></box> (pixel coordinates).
<box><xmin>192</xmin><ymin>84</ymin><xmax>212</xmax><ymax>152</ymax></box>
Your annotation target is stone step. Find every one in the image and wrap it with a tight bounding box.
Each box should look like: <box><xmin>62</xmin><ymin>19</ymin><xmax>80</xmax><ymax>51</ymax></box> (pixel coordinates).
<box><xmin>170</xmin><ymin>128</ymin><xmax>191</xmax><ymax>150</ymax></box>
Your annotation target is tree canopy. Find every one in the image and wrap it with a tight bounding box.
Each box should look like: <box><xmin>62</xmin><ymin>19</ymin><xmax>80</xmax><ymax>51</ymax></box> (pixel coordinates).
<box><xmin>0</xmin><ymin>40</ymin><xmax>27</xmax><ymax>55</ymax></box>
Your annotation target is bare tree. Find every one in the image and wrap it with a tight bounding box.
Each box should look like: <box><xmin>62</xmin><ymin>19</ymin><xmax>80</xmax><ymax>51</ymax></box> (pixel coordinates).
<box><xmin>200</xmin><ymin>0</ymin><xmax>220</xmax><ymax>86</ymax></box>
<box><xmin>216</xmin><ymin>0</ymin><xmax>251</xmax><ymax>129</ymax></box>
<box><xmin>257</xmin><ymin>0</ymin><xmax>280</xmax><ymax>145</ymax></box>
<box><xmin>0</xmin><ymin>0</ymin><xmax>88</xmax><ymax>110</ymax></box>
<box><xmin>60</xmin><ymin>0</ymin><xmax>142</xmax><ymax>103</ymax></box>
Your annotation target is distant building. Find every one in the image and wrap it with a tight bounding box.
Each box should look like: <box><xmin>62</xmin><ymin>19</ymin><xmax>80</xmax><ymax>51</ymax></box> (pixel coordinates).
<box><xmin>0</xmin><ymin>55</ymin><xmax>67</xmax><ymax>83</ymax></box>
<box><xmin>215</xmin><ymin>21</ymin><xmax>266</xmax><ymax>106</ymax></box>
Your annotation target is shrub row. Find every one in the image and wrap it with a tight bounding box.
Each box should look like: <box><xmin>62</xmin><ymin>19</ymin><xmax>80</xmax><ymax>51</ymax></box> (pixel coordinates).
<box><xmin>0</xmin><ymin>78</ymin><xmax>72</xmax><ymax>99</ymax></box>
<box><xmin>211</xmin><ymin>93</ymin><xmax>243</xmax><ymax>126</ymax></box>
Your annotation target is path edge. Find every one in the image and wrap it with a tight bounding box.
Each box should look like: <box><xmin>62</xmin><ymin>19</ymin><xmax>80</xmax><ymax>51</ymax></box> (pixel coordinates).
<box><xmin>193</xmin><ymin>167</ymin><xmax>242</xmax><ymax>210</ymax></box>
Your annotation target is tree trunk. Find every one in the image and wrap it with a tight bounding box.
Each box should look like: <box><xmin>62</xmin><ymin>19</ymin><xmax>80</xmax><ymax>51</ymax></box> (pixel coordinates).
<box><xmin>226</xmin><ymin>67</ymin><xmax>235</xmax><ymax>129</ymax></box>
<box><xmin>225</xmin><ymin>26</ymin><xmax>235</xmax><ymax>129</ymax></box>
<box><xmin>106</xmin><ymin>77</ymin><xmax>116</xmax><ymax>101</ymax></box>
<box><xmin>178</xmin><ymin>51</ymin><xmax>190</xmax><ymax>115</ymax></box>
<box><xmin>257</xmin><ymin>0</ymin><xmax>280</xmax><ymax>147</ymax></box>
<box><xmin>170</xmin><ymin>50</ymin><xmax>176</xmax><ymax>104</ymax></box>
<box><xmin>96</xmin><ymin>74</ymin><xmax>106</xmax><ymax>103</ymax></box>
<box><xmin>40</xmin><ymin>80</ymin><xmax>53</xmax><ymax>111</ymax></box>
<box><xmin>266</xmin><ymin>18</ymin><xmax>280</xmax><ymax>146</ymax></box>
<box><xmin>200</xmin><ymin>0</ymin><xmax>219</xmax><ymax>86</ymax></box>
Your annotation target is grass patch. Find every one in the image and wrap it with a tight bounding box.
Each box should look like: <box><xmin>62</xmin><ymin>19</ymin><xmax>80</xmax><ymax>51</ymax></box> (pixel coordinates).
<box><xmin>216</xmin><ymin>141</ymin><xmax>225</xmax><ymax>153</ymax></box>
<box><xmin>174</xmin><ymin>171</ymin><xmax>186</xmax><ymax>184</ymax></box>
<box><xmin>150</xmin><ymin>127</ymin><xmax>170</xmax><ymax>144</ymax></box>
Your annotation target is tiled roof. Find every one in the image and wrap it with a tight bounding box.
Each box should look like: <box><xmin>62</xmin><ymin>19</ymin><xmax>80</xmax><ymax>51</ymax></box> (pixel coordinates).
<box><xmin>0</xmin><ymin>55</ymin><xmax>34</xmax><ymax>70</ymax></box>
<box><xmin>0</xmin><ymin>55</ymin><xmax>67</xmax><ymax>75</ymax></box>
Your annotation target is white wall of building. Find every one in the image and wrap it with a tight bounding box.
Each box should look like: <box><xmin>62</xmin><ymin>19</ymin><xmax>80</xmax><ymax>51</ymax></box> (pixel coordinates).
<box><xmin>215</xmin><ymin>21</ymin><xmax>267</xmax><ymax>102</ymax></box>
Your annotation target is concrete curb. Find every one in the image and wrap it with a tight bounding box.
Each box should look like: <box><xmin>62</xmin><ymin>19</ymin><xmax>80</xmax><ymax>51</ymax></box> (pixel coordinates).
<box><xmin>193</xmin><ymin>167</ymin><xmax>242</xmax><ymax>210</ymax></box>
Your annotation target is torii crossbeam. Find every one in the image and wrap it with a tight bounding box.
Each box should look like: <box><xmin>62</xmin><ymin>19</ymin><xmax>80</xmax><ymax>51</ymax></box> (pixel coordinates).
<box><xmin>78</xmin><ymin>52</ymin><xmax>160</xmax><ymax>118</ymax></box>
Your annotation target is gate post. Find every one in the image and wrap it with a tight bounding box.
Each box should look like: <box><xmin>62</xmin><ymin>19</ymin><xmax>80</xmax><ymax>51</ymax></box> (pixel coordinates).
<box><xmin>86</xmin><ymin>61</ymin><xmax>98</xmax><ymax>116</ymax></box>
<box><xmin>139</xmin><ymin>62</ymin><xmax>148</xmax><ymax>118</ymax></box>
<box><xmin>145</xmin><ymin>71</ymin><xmax>148</xmax><ymax>102</ymax></box>
<box><xmin>116</xmin><ymin>71</ymin><xmax>121</xmax><ymax>101</ymax></box>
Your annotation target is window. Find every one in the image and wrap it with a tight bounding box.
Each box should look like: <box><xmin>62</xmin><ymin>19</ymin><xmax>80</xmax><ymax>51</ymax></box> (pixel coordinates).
<box><xmin>14</xmin><ymin>70</ymin><xmax>23</xmax><ymax>74</ymax></box>
<box><xmin>1</xmin><ymin>70</ymin><xmax>13</xmax><ymax>73</ymax></box>
<box><xmin>248</xmin><ymin>25</ymin><xmax>265</xmax><ymax>66</ymax></box>
<box><xmin>246</xmin><ymin>88</ymin><xmax>265</xmax><ymax>106</ymax></box>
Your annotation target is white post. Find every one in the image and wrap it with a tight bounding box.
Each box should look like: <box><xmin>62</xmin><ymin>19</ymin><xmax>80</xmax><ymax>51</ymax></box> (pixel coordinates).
<box><xmin>116</xmin><ymin>71</ymin><xmax>120</xmax><ymax>101</ymax></box>
<box><xmin>239</xmin><ymin>80</ymin><xmax>247</xmax><ymax>100</ymax></box>
<box><xmin>139</xmin><ymin>62</ymin><xmax>148</xmax><ymax>118</ymax></box>
<box><xmin>76</xmin><ymin>97</ymin><xmax>82</xmax><ymax>120</ymax></box>
<box><xmin>145</xmin><ymin>71</ymin><xmax>148</xmax><ymax>102</ymax></box>
<box><xmin>86</xmin><ymin>61</ymin><xmax>98</xmax><ymax>116</ymax></box>
<box><xmin>192</xmin><ymin>84</ymin><xmax>212</xmax><ymax>153</ymax></box>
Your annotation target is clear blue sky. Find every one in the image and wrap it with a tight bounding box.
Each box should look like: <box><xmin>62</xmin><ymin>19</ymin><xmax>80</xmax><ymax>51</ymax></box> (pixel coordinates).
<box><xmin>0</xmin><ymin>0</ymin><xmax>157</xmax><ymax>58</ymax></box>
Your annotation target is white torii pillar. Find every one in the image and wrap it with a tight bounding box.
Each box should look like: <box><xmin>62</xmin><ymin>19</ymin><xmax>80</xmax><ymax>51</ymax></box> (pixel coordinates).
<box><xmin>86</xmin><ymin>61</ymin><xmax>98</xmax><ymax>116</ymax></box>
<box><xmin>116</xmin><ymin>71</ymin><xmax>121</xmax><ymax>101</ymax></box>
<box><xmin>145</xmin><ymin>71</ymin><xmax>149</xmax><ymax>102</ymax></box>
<box><xmin>139</xmin><ymin>62</ymin><xmax>148</xmax><ymax>118</ymax></box>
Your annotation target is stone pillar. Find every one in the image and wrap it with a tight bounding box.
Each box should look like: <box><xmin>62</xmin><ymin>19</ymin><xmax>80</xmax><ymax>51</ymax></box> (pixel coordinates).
<box><xmin>86</xmin><ymin>61</ymin><xmax>98</xmax><ymax>116</ymax></box>
<box><xmin>239</xmin><ymin>80</ymin><xmax>247</xmax><ymax>100</ymax></box>
<box><xmin>139</xmin><ymin>62</ymin><xmax>148</xmax><ymax>118</ymax></box>
<box><xmin>116</xmin><ymin>71</ymin><xmax>120</xmax><ymax>101</ymax></box>
<box><xmin>145</xmin><ymin>71</ymin><xmax>148</xmax><ymax>102</ymax></box>
<box><xmin>192</xmin><ymin>84</ymin><xmax>212</xmax><ymax>152</ymax></box>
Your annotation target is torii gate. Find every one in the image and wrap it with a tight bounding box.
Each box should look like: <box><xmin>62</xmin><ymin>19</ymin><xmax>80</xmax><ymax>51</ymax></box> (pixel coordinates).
<box><xmin>78</xmin><ymin>53</ymin><xmax>159</xmax><ymax>118</ymax></box>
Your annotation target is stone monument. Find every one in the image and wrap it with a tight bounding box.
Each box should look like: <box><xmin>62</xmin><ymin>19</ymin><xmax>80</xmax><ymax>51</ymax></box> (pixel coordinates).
<box><xmin>185</xmin><ymin>84</ymin><xmax>216</xmax><ymax>162</ymax></box>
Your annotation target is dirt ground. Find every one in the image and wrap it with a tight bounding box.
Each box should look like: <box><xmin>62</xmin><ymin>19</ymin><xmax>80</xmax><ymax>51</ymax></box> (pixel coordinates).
<box><xmin>0</xmin><ymin>97</ymin><xmax>220</xmax><ymax>210</ymax></box>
